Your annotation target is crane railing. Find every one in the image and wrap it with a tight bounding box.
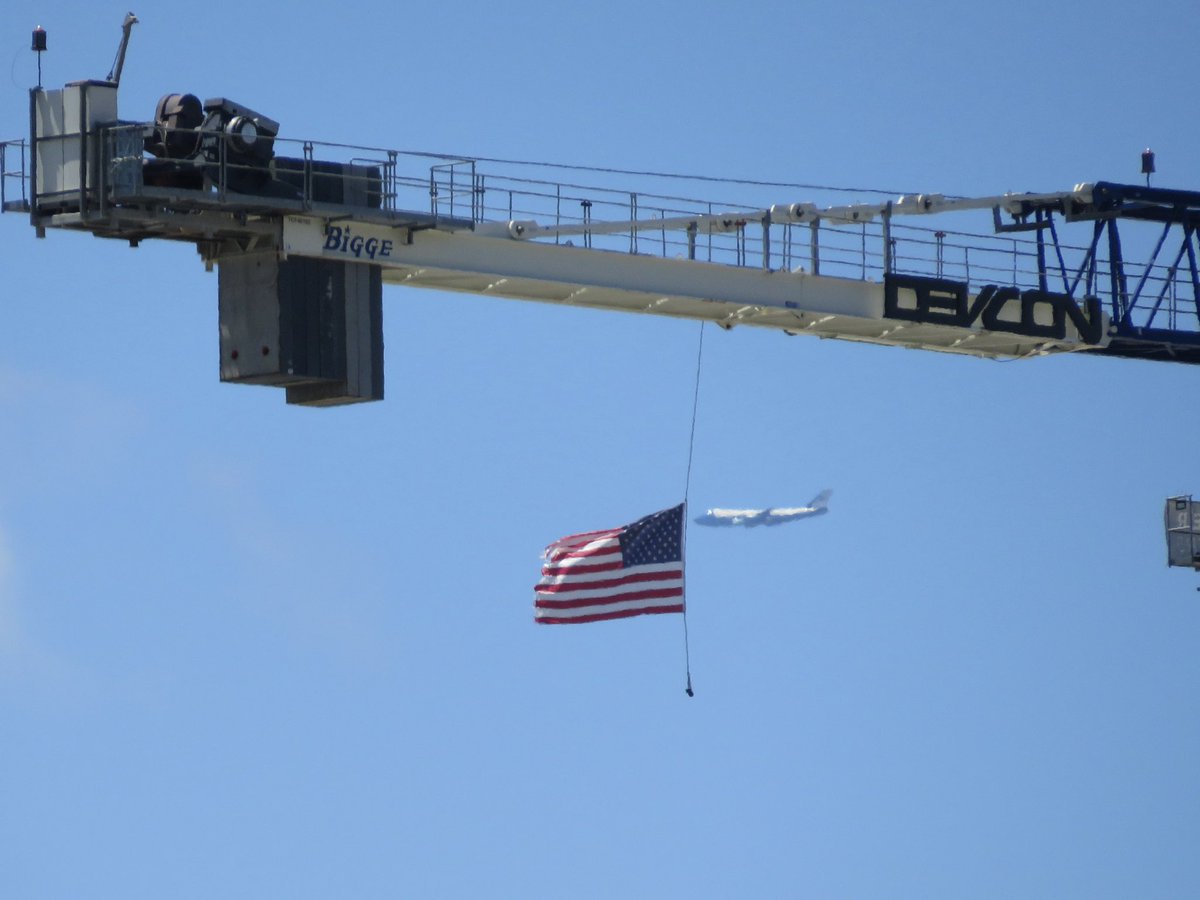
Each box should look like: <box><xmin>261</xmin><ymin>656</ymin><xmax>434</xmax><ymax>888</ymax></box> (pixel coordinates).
<box><xmin>0</xmin><ymin>138</ymin><xmax>29</xmax><ymax>212</ymax></box>
<box><xmin>4</xmin><ymin>124</ymin><xmax>1200</xmax><ymax>347</ymax></box>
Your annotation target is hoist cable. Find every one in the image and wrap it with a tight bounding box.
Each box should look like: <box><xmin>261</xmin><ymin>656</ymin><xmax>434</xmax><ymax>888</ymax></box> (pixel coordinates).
<box><xmin>681</xmin><ymin>321</ymin><xmax>706</xmax><ymax>698</ymax></box>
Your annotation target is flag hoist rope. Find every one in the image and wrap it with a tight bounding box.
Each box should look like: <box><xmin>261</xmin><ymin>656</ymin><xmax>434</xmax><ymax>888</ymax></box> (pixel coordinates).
<box><xmin>681</xmin><ymin>321</ymin><xmax>706</xmax><ymax>698</ymax></box>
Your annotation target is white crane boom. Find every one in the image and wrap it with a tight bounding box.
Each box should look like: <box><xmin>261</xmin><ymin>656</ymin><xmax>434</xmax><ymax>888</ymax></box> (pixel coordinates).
<box><xmin>5</xmin><ymin>23</ymin><xmax>1199</xmax><ymax>406</ymax></box>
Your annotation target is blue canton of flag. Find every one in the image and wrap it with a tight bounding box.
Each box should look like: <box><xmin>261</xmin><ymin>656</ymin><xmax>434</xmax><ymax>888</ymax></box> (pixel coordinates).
<box><xmin>534</xmin><ymin>503</ymin><xmax>685</xmax><ymax>624</ymax></box>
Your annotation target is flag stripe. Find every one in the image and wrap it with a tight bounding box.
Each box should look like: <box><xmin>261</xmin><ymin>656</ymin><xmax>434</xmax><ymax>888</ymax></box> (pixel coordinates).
<box><xmin>546</xmin><ymin>530</ymin><xmax>620</xmax><ymax>549</ymax></box>
<box><xmin>535</xmin><ymin>578</ymin><xmax>682</xmax><ymax>603</ymax></box>
<box><xmin>541</xmin><ymin>559</ymin><xmax>624</xmax><ymax>577</ymax></box>
<box><xmin>537</xmin><ymin>585</ymin><xmax>681</xmax><ymax>607</ymax></box>
<box><xmin>536</xmin><ymin>567</ymin><xmax>682</xmax><ymax>593</ymax></box>
<box><xmin>546</xmin><ymin>540</ymin><xmax>621</xmax><ymax>562</ymax></box>
<box><xmin>536</xmin><ymin>594</ymin><xmax>684</xmax><ymax>615</ymax></box>
<box><xmin>540</xmin><ymin>561</ymin><xmax>681</xmax><ymax>580</ymax></box>
<box><xmin>535</xmin><ymin>603</ymin><xmax>685</xmax><ymax>625</ymax></box>
<box><xmin>545</xmin><ymin>527</ymin><xmax>621</xmax><ymax>547</ymax></box>
<box><xmin>537</xmin><ymin>588</ymin><xmax>686</xmax><ymax>619</ymax></box>
<box><xmin>542</xmin><ymin>549</ymin><xmax>621</xmax><ymax>570</ymax></box>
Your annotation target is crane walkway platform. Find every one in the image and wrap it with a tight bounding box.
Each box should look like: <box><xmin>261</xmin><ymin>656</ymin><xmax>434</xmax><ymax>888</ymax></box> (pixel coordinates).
<box><xmin>5</xmin><ymin>98</ymin><xmax>1200</xmax><ymax>382</ymax></box>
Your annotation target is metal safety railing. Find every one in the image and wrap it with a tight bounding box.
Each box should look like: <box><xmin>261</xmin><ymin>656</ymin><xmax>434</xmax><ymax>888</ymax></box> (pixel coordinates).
<box><xmin>453</xmin><ymin>166</ymin><xmax>1200</xmax><ymax>336</ymax></box>
<box><xmin>0</xmin><ymin>138</ymin><xmax>30</xmax><ymax>211</ymax></box>
<box><xmin>4</xmin><ymin>120</ymin><xmax>1199</xmax><ymax>339</ymax></box>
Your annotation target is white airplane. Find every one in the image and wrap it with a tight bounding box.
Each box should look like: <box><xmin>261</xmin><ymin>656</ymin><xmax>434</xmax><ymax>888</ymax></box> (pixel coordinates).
<box><xmin>694</xmin><ymin>490</ymin><xmax>832</xmax><ymax>527</ymax></box>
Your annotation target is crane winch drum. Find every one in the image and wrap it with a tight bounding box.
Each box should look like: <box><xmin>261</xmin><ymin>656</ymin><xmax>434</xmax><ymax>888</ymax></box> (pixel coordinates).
<box><xmin>143</xmin><ymin>93</ymin><xmax>287</xmax><ymax>196</ymax></box>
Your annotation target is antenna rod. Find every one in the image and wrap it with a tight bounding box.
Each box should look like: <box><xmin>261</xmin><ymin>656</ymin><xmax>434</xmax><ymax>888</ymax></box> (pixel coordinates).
<box><xmin>31</xmin><ymin>26</ymin><xmax>46</xmax><ymax>88</ymax></box>
<box><xmin>108</xmin><ymin>12</ymin><xmax>138</xmax><ymax>86</ymax></box>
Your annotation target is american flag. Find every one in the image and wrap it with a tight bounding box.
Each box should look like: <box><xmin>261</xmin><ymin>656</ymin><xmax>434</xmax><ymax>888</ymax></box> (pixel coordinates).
<box><xmin>534</xmin><ymin>503</ymin><xmax>685</xmax><ymax>624</ymax></box>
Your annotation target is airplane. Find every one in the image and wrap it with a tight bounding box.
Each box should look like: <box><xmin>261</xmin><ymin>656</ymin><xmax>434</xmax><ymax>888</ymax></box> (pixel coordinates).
<box><xmin>694</xmin><ymin>490</ymin><xmax>832</xmax><ymax>527</ymax></box>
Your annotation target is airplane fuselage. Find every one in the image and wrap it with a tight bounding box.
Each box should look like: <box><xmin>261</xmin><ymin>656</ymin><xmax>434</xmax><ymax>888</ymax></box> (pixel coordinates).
<box><xmin>694</xmin><ymin>507</ymin><xmax>827</xmax><ymax>527</ymax></box>
<box><xmin>693</xmin><ymin>490</ymin><xmax>832</xmax><ymax>528</ymax></box>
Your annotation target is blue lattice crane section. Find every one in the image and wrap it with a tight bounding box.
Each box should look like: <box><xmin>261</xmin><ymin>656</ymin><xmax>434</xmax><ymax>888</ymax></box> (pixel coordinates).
<box><xmin>1073</xmin><ymin>183</ymin><xmax>1200</xmax><ymax>363</ymax></box>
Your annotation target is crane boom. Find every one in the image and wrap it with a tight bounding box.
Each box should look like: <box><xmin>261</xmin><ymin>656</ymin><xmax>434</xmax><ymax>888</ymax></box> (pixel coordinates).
<box><xmin>279</xmin><ymin>215</ymin><xmax>1101</xmax><ymax>361</ymax></box>
<box><xmin>4</xmin><ymin>52</ymin><xmax>1200</xmax><ymax>406</ymax></box>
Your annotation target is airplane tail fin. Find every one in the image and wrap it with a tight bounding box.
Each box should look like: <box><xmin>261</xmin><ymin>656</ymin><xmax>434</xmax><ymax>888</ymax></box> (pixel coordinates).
<box><xmin>809</xmin><ymin>489</ymin><xmax>832</xmax><ymax>510</ymax></box>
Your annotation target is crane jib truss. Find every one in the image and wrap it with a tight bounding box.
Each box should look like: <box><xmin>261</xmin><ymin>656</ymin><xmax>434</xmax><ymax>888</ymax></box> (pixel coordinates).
<box><xmin>4</xmin><ymin>76</ymin><xmax>1200</xmax><ymax>405</ymax></box>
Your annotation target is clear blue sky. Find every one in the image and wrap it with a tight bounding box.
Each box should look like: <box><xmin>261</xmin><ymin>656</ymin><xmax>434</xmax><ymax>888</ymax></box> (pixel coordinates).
<box><xmin>3</xmin><ymin>2</ymin><xmax>1199</xmax><ymax>897</ymax></box>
